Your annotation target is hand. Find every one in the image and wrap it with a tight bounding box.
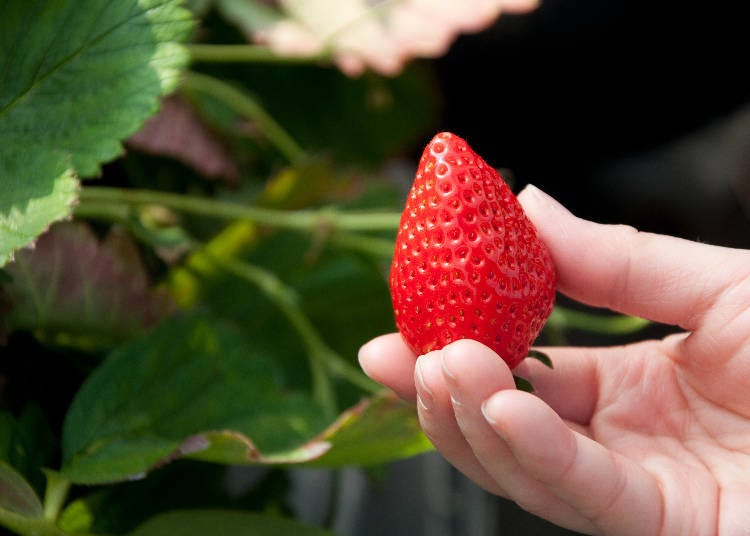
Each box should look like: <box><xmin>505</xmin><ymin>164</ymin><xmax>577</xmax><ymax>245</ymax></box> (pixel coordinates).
<box><xmin>359</xmin><ymin>184</ymin><xmax>750</xmax><ymax>535</ymax></box>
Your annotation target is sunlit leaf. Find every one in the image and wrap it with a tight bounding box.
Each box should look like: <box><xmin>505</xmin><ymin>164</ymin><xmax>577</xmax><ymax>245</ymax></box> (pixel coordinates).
<box><xmin>0</xmin><ymin>0</ymin><xmax>193</xmax><ymax>266</ymax></box>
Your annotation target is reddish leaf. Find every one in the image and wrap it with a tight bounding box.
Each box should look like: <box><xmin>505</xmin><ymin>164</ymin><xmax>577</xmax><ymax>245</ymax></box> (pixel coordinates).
<box><xmin>3</xmin><ymin>222</ymin><xmax>174</xmax><ymax>348</ymax></box>
<box><xmin>127</xmin><ymin>95</ymin><xmax>239</xmax><ymax>182</ymax></box>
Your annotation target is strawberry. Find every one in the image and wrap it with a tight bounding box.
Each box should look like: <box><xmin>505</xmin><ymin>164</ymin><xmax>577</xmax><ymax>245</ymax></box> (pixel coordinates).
<box><xmin>389</xmin><ymin>131</ymin><xmax>556</xmax><ymax>370</ymax></box>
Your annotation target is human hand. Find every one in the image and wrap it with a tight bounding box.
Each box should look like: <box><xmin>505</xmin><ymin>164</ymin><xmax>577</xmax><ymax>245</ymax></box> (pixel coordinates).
<box><xmin>359</xmin><ymin>184</ymin><xmax>750</xmax><ymax>535</ymax></box>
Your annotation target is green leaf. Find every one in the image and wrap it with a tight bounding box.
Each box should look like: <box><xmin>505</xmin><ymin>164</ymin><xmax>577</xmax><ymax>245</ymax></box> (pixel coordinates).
<box><xmin>0</xmin><ymin>154</ymin><xmax>78</xmax><ymax>267</ymax></box>
<box><xmin>513</xmin><ymin>376</ymin><xmax>535</xmax><ymax>393</ymax></box>
<box><xmin>0</xmin><ymin>406</ymin><xmax>56</xmax><ymax>496</ymax></box>
<box><xmin>4</xmin><ymin>222</ymin><xmax>175</xmax><ymax>349</ymax></box>
<box><xmin>129</xmin><ymin>509</ymin><xmax>334</xmax><ymax>536</ymax></box>
<box><xmin>0</xmin><ymin>0</ymin><xmax>194</xmax><ymax>266</ymax></box>
<box><xmin>61</xmin><ymin>312</ymin><xmax>329</xmax><ymax>484</ymax></box>
<box><xmin>0</xmin><ymin>461</ymin><xmax>43</xmax><ymax>519</ymax></box>
<box><xmin>186</xmin><ymin>391</ymin><xmax>432</xmax><ymax>467</ymax></box>
<box><xmin>168</xmin><ymin>225</ymin><xmax>396</xmax><ymax>397</ymax></box>
<box><xmin>0</xmin><ymin>463</ymin><xmax>68</xmax><ymax>536</ymax></box>
<box><xmin>307</xmin><ymin>392</ymin><xmax>433</xmax><ymax>467</ymax></box>
<box><xmin>526</xmin><ymin>349</ymin><xmax>553</xmax><ymax>369</ymax></box>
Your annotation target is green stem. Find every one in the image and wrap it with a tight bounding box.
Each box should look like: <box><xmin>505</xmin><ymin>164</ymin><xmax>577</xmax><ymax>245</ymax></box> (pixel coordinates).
<box><xmin>77</xmin><ymin>187</ymin><xmax>401</xmax><ymax>233</ymax></box>
<box><xmin>180</xmin><ymin>70</ymin><xmax>306</xmax><ymax>163</ymax></box>
<box><xmin>547</xmin><ymin>306</ymin><xmax>651</xmax><ymax>335</ymax></box>
<box><xmin>42</xmin><ymin>470</ymin><xmax>70</xmax><ymax>523</ymax></box>
<box><xmin>188</xmin><ymin>44</ymin><xmax>328</xmax><ymax>64</ymax></box>
<box><xmin>204</xmin><ymin>254</ymin><xmax>334</xmax><ymax>415</ymax></box>
<box><xmin>209</xmin><ymin>254</ymin><xmax>381</xmax><ymax>417</ymax></box>
<box><xmin>328</xmin><ymin>232</ymin><xmax>395</xmax><ymax>258</ymax></box>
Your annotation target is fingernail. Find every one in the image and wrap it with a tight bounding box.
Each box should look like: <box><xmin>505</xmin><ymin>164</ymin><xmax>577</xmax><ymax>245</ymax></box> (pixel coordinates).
<box><xmin>440</xmin><ymin>347</ymin><xmax>462</xmax><ymax>405</ymax></box>
<box><xmin>415</xmin><ymin>358</ymin><xmax>433</xmax><ymax>411</ymax></box>
<box><xmin>440</xmin><ymin>346</ymin><xmax>456</xmax><ymax>381</ymax></box>
<box><xmin>480</xmin><ymin>398</ymin><xmax>497</xmax><ymax>425</ymax></box>
<box><xmin>522</xmin><ymin>184</ymin><xmax>571</xmax><ymax>216</ymax></box>
<box><xmin>481</xmin><ymin>397</ymin><xmax>509</xmax><ymax>441</ymax></box>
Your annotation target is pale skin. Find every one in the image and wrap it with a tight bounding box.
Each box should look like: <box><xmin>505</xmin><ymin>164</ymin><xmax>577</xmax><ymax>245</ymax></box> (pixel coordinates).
<box><xmin>359</xmin><ymin>184</ymin><xmax>750</xmax><ymax>535</ymax></box>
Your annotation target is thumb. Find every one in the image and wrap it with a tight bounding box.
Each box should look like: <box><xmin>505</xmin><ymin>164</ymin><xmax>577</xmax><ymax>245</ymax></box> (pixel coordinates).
<box><xmin>517</xmin><ymin>184</ymin><xmax>750</xmax><ymax>331</ymax></box>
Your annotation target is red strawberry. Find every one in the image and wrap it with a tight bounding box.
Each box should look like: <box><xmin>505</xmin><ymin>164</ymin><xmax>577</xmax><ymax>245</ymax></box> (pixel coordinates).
<box><xmin>389</xmin><ymin>131</ymin><xmax>556</xmax><ymax>370</ymax></box>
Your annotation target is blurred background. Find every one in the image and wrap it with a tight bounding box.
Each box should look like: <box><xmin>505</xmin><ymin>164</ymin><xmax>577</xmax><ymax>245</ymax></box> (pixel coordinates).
<box><xmin>431</xmin><ymin>0</ymin><xmax>750</xmax><ymax>251</ymax></box>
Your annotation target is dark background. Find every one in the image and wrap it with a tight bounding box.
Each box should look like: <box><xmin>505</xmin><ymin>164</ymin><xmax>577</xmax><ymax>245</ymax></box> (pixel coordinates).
<box><xmin>432</xmin><ymin>0</ymin><xmax>750</xmax><ymax>249</ymax></box>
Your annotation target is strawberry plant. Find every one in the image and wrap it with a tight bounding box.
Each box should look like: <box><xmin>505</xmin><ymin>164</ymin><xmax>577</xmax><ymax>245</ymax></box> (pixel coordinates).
<box><xmin>0</xmin><ymin>2</ymin><xmax>651</xmax><ymax>535</ymax></box>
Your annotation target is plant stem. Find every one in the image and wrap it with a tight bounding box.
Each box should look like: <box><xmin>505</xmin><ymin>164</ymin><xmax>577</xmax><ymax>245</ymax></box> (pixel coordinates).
<box><xmin>209</xmin><ymin>254</ymin><xmax>381</xmax><ymax>418</ymax></box>
<box><xmin>42</xmin><ymin>470</ymin><xmax>70</xmax><ymax>523</ymax></box>
<box><xmin>180</xmin><ymin>70</ymin><xmax>306</xmax><ymax>164</ymax></box>
<box><xmin>214</xmin><ymin>254</ymin><xmax>336</xmax><ymax>417</ymax></box>
<box><xmin>77</xmin><ymin>187</ymin><xmax>401</xmax><ymax>233</ymax></box>
<box><xmin>328</xmin><ymin>231</ymin><xmax>395</xmax><ymax>258</ymax></box>
<box><xmin>188</xmin><ymin>44</ymin><xmax>328</xmax><ymax>64</ymax></box>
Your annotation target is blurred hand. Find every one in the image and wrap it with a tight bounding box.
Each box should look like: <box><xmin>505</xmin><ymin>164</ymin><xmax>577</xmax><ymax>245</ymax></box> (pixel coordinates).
<box><xmin>359</xmin><ymin>184</ymin><xmax>750</xmax><ymax>535</ymax></box>
<box><xmin>255</xmin><ymin>0</ymin><xmax>539</xmax><ymax>77</ymax></box>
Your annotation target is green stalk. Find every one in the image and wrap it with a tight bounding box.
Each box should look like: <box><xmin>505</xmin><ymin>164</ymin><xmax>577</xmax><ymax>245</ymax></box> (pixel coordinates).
<box><xmin>188</xmin><ymin>44</ymin><xmax>327</xmax><ymax>64</ymax></box>
<box><xmin>208</xmin><ymin>254</ymin><xmax>381</xmax><ymax>417</ymax></box>
<box><xmin>328</xmin><ymin>231</ymin><xmax>395</xmax><ymax>258</ymax></box>
<box><xmin>180</xmin><ymin>70</ymin><xmax>306</xmax><ymax>163</ymax></box>
<box><xmin>42</xmin><ymin>470</ymin><xmax>70</xmax><ymax>523</ymax></box>
<box><xmin>77</xmin><ymin>187</ymin><xmax>401</xmax><ymax>233</ymax></box>
<box><xmin>214</xmin><ymin>255</ymin><xmax>335</xmax><ymax>417</ymax></box>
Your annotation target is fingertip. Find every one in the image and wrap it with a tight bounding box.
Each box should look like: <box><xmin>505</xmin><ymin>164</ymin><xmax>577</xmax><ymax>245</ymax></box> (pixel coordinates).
<box><xmin>440</xmin><ymin>337</ymin><xmax>512</xmax><ymax>372</ymax></box>
<box><xmin>517</xmin><ymin>184</ymin><xmax>573</xmax><ymax>224</ymax></box>
<box><xmin>356</xmin><ymin>333</ymin><xmax>389</xmax><ymax>375</ymax></box>
<box><xmin>415</xmin><ymin>350</ymin><xmax>444</xmax><ymax>409</ymax></box>
<box><xmin>358</xmin><ymin>333</ymin><xmax>418</xmax><ymax>401</ymax></box>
